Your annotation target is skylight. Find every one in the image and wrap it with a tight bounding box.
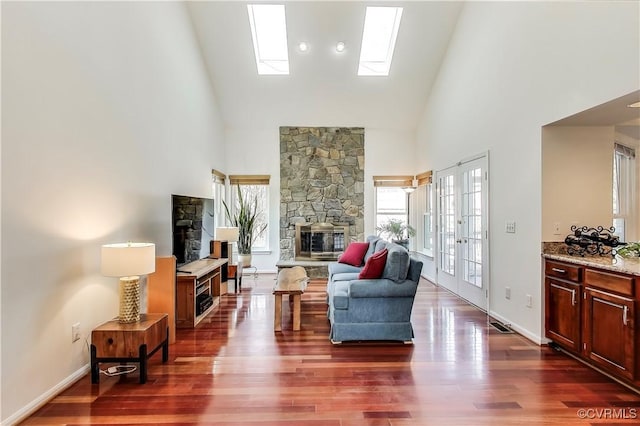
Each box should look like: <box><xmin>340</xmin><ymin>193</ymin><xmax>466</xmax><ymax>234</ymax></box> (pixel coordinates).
<box><xmin>247</xmin><ymin>4</ymin><xmax>289</xmax><ymax>75</ymax></box>
<box><xmin>358</xmin><ymin>7</ymin><xmax>403</xmax><ymax>76</ymax></box>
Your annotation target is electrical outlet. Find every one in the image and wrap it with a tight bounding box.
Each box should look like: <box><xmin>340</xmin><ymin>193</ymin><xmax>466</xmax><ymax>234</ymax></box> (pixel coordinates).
<box><xmin>506</xmin><ymin>221</ymin><xmax>516</xmax><ymax>233</ymax></box>
<box><xmin>526</xmin><ymin>294</ymin><xmax>532</xmax><ymax>308</ymax></box>
<box><xmin>505</xmin><ymin>287</ymin><xmax>511</xmax><ymax>300</ymax></box>
<box><xmin>72</xmin><ymin>323</ymin><xmax>80</xmax><ymax>343</ymax></box>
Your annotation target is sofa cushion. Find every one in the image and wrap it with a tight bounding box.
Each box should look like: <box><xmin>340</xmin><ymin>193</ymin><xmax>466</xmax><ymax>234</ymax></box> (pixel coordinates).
<box><xmin>338</xmin><ymin>241</ymin><xmax>369</xmax><ymax>266</ymax></box>
<box><xmin>374</xmin><ymin>239</ymin><xmax>388</xmax><ymax>253</ymax></box>
<box><xmin>359</xmin><ymin>248</ymin><xmax>388</xmax><ymax>279</ymax></box>
<box><xmin>332</xmin><ymin>272</ymin><xmax>360</xmax><ymax>283</ymax></box>
<box><xmin>364</xmin><ymin>236</ymin><xmax>381</xmax><ymax>261</ymax></box>
<box><xmin>382</xmin><ymin>244</ymin><xmax>410</xmax><ymax>282</ymax></box>
<box><xmin>329</xmin><ymin>262</ymin><xmax>362</xmax><ymax>277</ymax></box>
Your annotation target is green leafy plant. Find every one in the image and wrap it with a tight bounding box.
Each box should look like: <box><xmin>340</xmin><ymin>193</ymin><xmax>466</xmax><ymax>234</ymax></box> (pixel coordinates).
<box><xmin>617</xmin><ymin>242</ymin><xmax>640</xmax><ymax>258</ymax></box>
<box><xmin>223</xmin><ymin>186</ymin><xmax>267</xmax><ymax>255</ymax></box>
<box><xmin>376</xmin><ymin>218</ymin><xmax>416</xmax><ymax>242</ymax></box>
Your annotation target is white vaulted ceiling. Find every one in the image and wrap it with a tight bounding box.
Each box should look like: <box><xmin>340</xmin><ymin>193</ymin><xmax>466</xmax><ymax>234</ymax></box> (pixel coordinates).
<box><xmin>186</xmin><ymin>1</ymin><xmax>464</xmax><ymax>130</ymax></box>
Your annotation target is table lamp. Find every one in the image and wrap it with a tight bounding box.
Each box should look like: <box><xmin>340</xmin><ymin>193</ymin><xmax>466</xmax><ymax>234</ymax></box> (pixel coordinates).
<box><xmin>216</xmin><ymin>226</ymin><xmax>239</xmax><ymax>262</ymax></box>
<box><xmin>101</xmin><ymin>242</ymin><xmax>156</xmax><ymax>323</ymax></box>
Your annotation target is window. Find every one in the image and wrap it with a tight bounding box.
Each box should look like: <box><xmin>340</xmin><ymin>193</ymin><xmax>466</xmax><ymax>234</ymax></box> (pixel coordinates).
<box><xmin>247</xmin><ymin>4</ymin><xmax>289</xmax><ymax>75</ymax></box>
<box><xmin>358</xmin><ymin>7</ymin><xmax>403</xmax><ymax>76</ymax></box>
<box><xmin>422</xmin><ymin>183</ymin><xmax>434</xmax><ymax>256</ymax></box>
<box><xmin>613</xmin><ymin>143</ymin><xmax>636</xmax><ymax>241</ymax></box>
<box><xmin>211</xmin><ymin>169</ymin><xmax>226</xmax><ymax>229</ymax></box>
<box><xmin>373</xmin><ymin>176</ymin><xmax>412</xmax><ymax>240</ymax></box>
<box><xmin>375</xmin><ymin>187</ymin><xmax>408</xmax><ymax>230</ymax></box>
<box><xmin>229</xmin><ymin>175</ymin><xmax>270</xmax><ymax>251</ymax></box>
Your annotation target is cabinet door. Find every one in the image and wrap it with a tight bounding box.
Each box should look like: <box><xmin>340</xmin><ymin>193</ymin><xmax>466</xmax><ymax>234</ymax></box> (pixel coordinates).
<box><xmin>545</xmin><ymin>278</ymin><xmax>581</xmax><ymax>352</ymax></box>
<box><xmin>583</xmin><ymin>287</ymin><xmax>635</xmax><ymax>380</ymax></box>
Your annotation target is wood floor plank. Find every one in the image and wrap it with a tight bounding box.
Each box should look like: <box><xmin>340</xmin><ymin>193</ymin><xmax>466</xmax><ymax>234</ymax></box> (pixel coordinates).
<box><xmin>19</xmin><ymin>277</ymin><xmax>640</xmax><ymax>425</ymax></box>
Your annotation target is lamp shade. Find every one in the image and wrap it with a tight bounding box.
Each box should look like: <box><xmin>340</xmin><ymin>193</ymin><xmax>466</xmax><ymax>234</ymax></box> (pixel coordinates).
<box><xmin>216</xmin><ymin>227</ymin><xmax>239</xmax><ymax>242</ymax></box>
<box><xmin>101</xmin><ymin>242</ymin><xmax>156</xmax><ymax>277</ymax></box>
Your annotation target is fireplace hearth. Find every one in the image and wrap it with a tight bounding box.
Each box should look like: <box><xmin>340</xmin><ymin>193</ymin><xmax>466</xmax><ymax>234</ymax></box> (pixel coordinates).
<box><xmin>295</xmin><ymin>223</ymin><xmax>348</xmax><ymax>261</ymax></box>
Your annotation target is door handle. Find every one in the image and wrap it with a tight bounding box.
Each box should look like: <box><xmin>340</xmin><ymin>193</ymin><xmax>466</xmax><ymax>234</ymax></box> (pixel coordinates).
<box><xmin>551</xmin><ymin>268</ymin><xmax>566</xmax><ymax>274</ymax></box>
<box><xmin>456</xmin><ymin>239</ymin><xmax>462</xmax><ymax>244</ymax></box>
<box><xmin>571</xmin><ymin>289</ymin><xmax>576</xmax><ymax>306</ymax></box>
<box><xmin>623</xmin><ymin>306</ymin><xmax>629</xmax><ymax>326</ymax></box>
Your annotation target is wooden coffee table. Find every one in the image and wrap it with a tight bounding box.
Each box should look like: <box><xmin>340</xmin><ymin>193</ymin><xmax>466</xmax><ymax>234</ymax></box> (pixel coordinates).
<box><xmin>273</xmin><ymin>266</ymin><xmax>309</xmax><ymax>331</ymax></box>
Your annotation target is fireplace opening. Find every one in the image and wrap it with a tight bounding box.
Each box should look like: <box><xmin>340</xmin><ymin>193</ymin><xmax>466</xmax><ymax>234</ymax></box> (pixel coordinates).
<box><xmin>295</xmin><ymin>223</ymin><xmax>349</xmax><ymax>261</ymax></box>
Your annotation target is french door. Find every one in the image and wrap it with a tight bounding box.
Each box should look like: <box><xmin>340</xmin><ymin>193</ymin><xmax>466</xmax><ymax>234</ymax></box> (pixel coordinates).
<box><xmin>436</xmin><ymin>155</ymin><xmax>489</xmax><ymax>310</ymax></box>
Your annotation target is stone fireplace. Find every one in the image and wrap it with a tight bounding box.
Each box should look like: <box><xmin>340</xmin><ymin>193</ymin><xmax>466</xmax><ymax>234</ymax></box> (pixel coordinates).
<box><xmin>280</xmin><ymin>127</ymin><xmax>364</xmax><ymax>261</ymax></box>
<box><xmin>295</xmin><ymin>222</ymin><xmax>348</xmax><ymax>261</ymax></box>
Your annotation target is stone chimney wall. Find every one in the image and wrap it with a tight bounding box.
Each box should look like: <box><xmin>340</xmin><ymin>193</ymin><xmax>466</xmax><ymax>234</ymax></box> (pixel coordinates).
<box><xmin>280</xmin><ymin>127</ymin><xmax>365</xmax><ymax>261</ymax></box>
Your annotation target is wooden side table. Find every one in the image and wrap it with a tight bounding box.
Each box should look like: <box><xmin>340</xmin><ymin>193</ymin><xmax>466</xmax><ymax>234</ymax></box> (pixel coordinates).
<box><xmin>90</xmin><ymin>313</ymin><xmax>169</xmax><ymax>384</ymax></box>
<box><xmin>228</xmin><ymin>263</ymin><xmax>239</xmax><ymax>293</ymax></box>
<box><xmin>273</xmin><ymin>266</ymin><xmax>308</xmax><ymax>331</ymax></box>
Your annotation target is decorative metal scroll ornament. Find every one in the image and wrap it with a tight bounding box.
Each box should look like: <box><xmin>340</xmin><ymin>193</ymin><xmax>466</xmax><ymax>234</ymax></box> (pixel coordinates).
<box><xmin>564</xmin><ymin>225</ymin><xmax>625</xmax><ymax>257</ymax></box>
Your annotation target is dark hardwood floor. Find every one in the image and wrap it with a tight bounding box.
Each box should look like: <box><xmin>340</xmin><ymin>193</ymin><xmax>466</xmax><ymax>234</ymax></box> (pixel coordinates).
<box><xmin>21</xmin><ymin>276</ymin><xmax>640</xmax><ymax>425</ymax></box>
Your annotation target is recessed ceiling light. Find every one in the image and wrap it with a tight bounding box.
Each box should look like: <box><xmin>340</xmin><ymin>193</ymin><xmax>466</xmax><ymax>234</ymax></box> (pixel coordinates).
<box><xmin>247</xmin><ymin>4</ymin><xmax>289</xmax><ymax>75</ymax></box>
<box><xmin>336</xmin><ymin>41</ymin><xmax>345</xmax><ymax>52</ymax></box>
<box><xmin>298</xmin><ymin>41</ymin><xmax>308</xmax><ymax>52</ymax></box>
<box><xmin>628</xmin><ymin>101</ymin><xmax>640</xmax><ymax>108</ymax></box>
<box><xmin>358</xmin><ymin>6</ymin><xmax>403</xmax><ymax>76</ymax></box>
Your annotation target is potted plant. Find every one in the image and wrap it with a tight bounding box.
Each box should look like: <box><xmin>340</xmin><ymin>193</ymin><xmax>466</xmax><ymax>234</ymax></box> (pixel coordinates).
<box><xmin>617</xmin><ymin>242</ymin><xmax>640</xmax><ymax>258</ymax></box>
<box><xmin>376</xmin><ymin>218</ymin><xmax>416</xmax><ymax>249</ymax></box>
<box><xmin>223</xmin><ymin>186</ymin><xmax>267</xmax><ymax>267</ymax></box>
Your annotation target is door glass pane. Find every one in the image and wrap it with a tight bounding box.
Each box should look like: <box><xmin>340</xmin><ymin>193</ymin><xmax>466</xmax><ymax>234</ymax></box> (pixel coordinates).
<box><xmin>438</xmin><ymin>174</ymin><xmax>455</xmax><ymax>275</ymax></box>
<box><xmin>461</xmin><ymin>168</ymin><xmax>482</xmax><ymax>288</ymax></box>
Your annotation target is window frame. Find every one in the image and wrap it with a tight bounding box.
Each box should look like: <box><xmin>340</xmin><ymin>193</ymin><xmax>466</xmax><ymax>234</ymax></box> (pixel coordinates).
<box><xmin>228</xmin><ymin>175</ymin><xmax>271</xmax><ymax>252</ymax></box>
<box><xmin>372</xmin><ymin>175</ymin><xmax>413</xmax><ymax>245</ymax></box>
<box><xmin>421</xmin><ymin>183</ymin><xmax>434</xmax><ymax>257</ymax></box>
<box><xmin>613</xmin><ymin>143</ymin><xmax>636</xmax><ymax>241</ymax></box>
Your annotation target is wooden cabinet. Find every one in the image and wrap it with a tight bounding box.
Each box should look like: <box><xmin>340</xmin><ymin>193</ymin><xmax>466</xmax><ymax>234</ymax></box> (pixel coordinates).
<box><xmin>176</xmin><ymin>258</ymin><xmax>227</xmax><ymax>328</ymax></box>
<box><xmin>583</xmin><ymin>287</ymin><xmax>635</xmax><ymax>379</ymax></box>
<box><xmin>545</xmin><ymin>277</ymin><xmax>582</xmax><ymax>352</ymax></box>
<box><xmin>147</xmin><ymin>256</ymin><xmax>177</xmax><ymax>344</ymax></box>
<box><xmin>545</xmin><ymin>258</ymin><xmax>638</xmax><ymax>387</ymax></box>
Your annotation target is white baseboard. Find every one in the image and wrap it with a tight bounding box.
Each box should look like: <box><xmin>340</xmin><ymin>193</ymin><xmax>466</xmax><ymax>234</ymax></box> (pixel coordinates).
<box><xmin>3</xmin><ymin>364</ymin><xmax>89</xmax><ymax>426</ymax></box>
<box><xmin>489</xmin><ymin>310</ymin><xmax>544</xmax><ymax>345</ymax></box>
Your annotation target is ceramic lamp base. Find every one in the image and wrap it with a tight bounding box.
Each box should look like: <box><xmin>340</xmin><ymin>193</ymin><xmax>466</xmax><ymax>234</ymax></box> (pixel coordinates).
<box><xmin>119</xmin><ymin>277</ymin><xmax>140</xmax><ymax>323</ymax></box>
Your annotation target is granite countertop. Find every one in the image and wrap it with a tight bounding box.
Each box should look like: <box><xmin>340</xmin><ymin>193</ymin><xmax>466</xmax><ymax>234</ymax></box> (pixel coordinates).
<box><xmin>542</xmin><ymin>243</ymin><xmax>640</xmax><ymax>277</ymax></box>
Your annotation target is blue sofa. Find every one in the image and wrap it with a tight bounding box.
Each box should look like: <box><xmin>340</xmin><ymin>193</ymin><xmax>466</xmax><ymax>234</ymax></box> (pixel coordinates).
<box><xmin>326</xmin><ymin>236</ymin><xmax>423</xmax><ymax>343</ymax></box>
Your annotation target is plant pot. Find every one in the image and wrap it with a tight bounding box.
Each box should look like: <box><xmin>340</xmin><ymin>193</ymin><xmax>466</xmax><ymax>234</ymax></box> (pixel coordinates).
<box><xmin>238</xmin><ymin>253</ymin><xmax>252</xmax><ymax>268</ymax></box>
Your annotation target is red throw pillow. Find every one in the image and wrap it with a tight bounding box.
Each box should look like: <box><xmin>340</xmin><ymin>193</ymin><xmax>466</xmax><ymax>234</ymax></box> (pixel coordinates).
<box><xmin>359</xmin><ymin>248</ymin><xmax>388</xmax><ymax>279</ymax></box>
<box><xmin>338</xmin><ymin>242</ymin><xmax>370</xmax><ymax>266</ymax></box>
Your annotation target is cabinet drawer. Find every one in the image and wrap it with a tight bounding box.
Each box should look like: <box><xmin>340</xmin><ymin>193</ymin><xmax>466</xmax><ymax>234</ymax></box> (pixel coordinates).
<box><xmin>545</xmin><ymin>261</ymin><xmax>582</xmax><ymax>283</ymax></box>
<box><xmin>584</xmin><ymin>269</ymin><xmax>634</xmax><ymax>296</ymax></box>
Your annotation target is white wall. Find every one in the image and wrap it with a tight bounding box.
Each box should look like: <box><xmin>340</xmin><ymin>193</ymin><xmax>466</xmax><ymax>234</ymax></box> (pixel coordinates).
<box><xmin>415</xmin><ymin>1</ymin><xmax>639</xmax><ymax>342</ymax></box>
<box><xmin>542</xmin><ymin>126</ymin><xmax>615</xmax><ymax>241</ymax></box>
<box><xmin>225</xmin><ymin>126</ymin><xmax>416</xmax><ymax>272</ymax></box>
<box><xmin>1</xmin><ymin>2</ymin><xmax>225</xmax><ymax>423</ymax></box>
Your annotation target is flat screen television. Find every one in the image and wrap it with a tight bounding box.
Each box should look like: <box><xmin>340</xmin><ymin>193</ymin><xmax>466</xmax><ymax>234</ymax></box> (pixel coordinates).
<box><xmin>171</xmin><ymin>194</ymin><xmax>215</xmax><ymax>268</ymax></box>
